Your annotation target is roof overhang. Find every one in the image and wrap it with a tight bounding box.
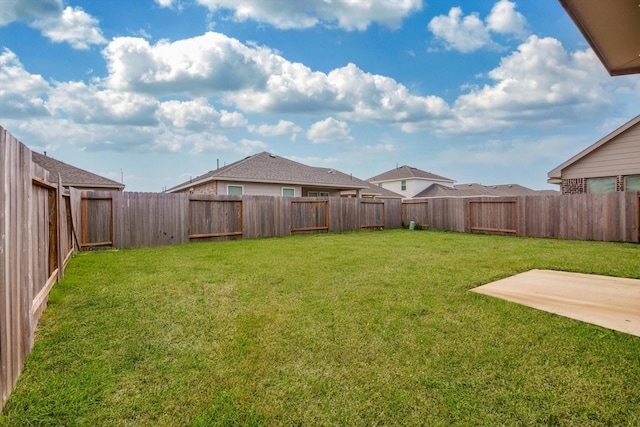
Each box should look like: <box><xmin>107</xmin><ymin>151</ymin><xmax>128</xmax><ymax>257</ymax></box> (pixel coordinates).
<box><xmin>558</xmin><ymin>0</ymin><xmax>640</xmax><ymax>76</ymax></box>
<box><xmin>166</xmin><ymin>176</ymin><xmax>368</xmax><ymax>193</ymax></box>
<box><xmin>547</xmin><ymin>113</ymin><xmax>640</xmax><ymax>182</ymax></box>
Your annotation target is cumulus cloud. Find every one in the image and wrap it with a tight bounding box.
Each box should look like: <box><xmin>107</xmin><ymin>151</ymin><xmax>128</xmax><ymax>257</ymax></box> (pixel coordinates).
<box><xmin>431</xmin><ymin>36</ymin><xmax>612</xmax><ymax>135</ymax></box>
<box><xmin>249</xmin><ymin>120</ymin><xmax>303</xmax><ymax>140</ymax></box>
<box><xmin>102</xmin><ymin>32</ymin><xmax>452</xmax><ymax>124</ymax></box>
<box><xmin>486</xmin><ymin>0</ymin><xmax>529</xmax><ymax>38</ymax></box>
<box><xmin>0</xmin><ymin>0</ymin><xmax>62</xmax><ymax>26</ymax></box>
<box><xmin>158</xmin><ymin>98</ymin><xmax>247</xmax><ymax>131</ymax></box>
<box><xmin>0</xmin><ymin>49</ymin><xmax>50</xmax><ymax>117</ymax></box>
<box><xmin>46</xmin><ymin>81</ymin><xmax>159</xmax><ymax>125</ymax></box>
<box><xmin>30</xmin><ymin>6</ymin><xmax>107</xmax><ymax>49</ymax></box>
<box><xmin>429</xmin><ymin>0</ymin><xmax>529</xmax><ymax>53</ymax></box>
<box><xmin>195</xmin><ymin>0</ymin><xmax>423</xmax><ymax>30</ymax></box>
<box><xmin>307</xmin><ymin>117</ymin><xmax>353</xmax><ymax>144</ymax></box>
<box><xmin>190</xmin><ymin>135</ymin><xmax>266</xmax><ymax>154</ymax></box>
<box><xmin>103</xmin><ymin>32</ymin><xmax>271</xmax><ymax>94</ymax></box>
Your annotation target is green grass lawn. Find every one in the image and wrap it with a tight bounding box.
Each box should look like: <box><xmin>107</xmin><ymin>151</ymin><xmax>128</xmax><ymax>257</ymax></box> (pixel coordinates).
<box><xmin>2</xmin><ymin>230</ymin><xmax>640</xmax><ymax>426</ymax></box>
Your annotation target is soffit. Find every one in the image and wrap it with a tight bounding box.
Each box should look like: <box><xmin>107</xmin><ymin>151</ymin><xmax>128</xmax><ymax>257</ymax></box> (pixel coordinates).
<box><xmin>559</xmin><ymin>0</ymin><xmax>640</xmax><ymax>76</ymax></box>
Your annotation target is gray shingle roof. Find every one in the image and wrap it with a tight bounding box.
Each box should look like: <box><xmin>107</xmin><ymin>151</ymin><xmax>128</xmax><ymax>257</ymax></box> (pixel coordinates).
<box><xmin>368</xmin><ymin>165</ymin><xmax>454</xmax><ymax>183</ymax></box>
<box><xmin>414</xmin><ymin>183</ymin><xmax>555</xmax><ymax>198</ymax></box>
<box><xmin>32</xmin><ymin>152</ymin><xmax>124</xmax><ymax>190</ymax></box>
<box><xmin>167</xmin><ymin>152</ymin><xmax>370</xmax><ymax>192</ymax></box>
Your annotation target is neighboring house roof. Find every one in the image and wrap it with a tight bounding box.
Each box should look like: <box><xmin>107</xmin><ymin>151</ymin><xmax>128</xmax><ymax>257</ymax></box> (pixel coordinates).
<box><xmin>342</xmin><ymin>182</ymin><xmax>404</xmax><ymax>199</ymax></box>
<box><xmin>32</xmin><ymin>152</ymin><xmax>125</xmax><ymax>190</ymax></box>
<box><xmin>166</xmin><ymin>152</ymin><xmax>370</xmax><ymax>193</ymax></box>
<box><xmin>368</xmin><ymin>165</ymin><xmax>455</xmax><ymax>183</ymax></box>
<box><xmin>414</xmin><ymin>183</ymin><xmax>550</xmax><ymax>198</ymax></box>
<box><xmin>547</xmin><ymin>114</ymin><xmax>640</xmax><ymax>184</ymax></box>
<box><xmin>558</xmin><ymin>0</ymin><xmax>640</xmax><ymax>76</ymax></box>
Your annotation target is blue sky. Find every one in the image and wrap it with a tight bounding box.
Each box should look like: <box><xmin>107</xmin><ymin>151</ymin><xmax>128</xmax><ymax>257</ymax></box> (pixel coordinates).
<box><xmin>1</xmin><ymin>0</ymin><xmax>639</xmax><ymax>192</ymax></box>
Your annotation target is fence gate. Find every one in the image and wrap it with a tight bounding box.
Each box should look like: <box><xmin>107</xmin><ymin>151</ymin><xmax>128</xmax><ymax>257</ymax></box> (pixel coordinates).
<box><xmin>189</xmin><ymin>198</ymin><xmax>243</xmax><ymax>239</ymax></box>
<box><xmin>81</xmin><ymin>194</ymin><xmax>113</xmax><ymax>248</ymax></box>
<box><xmin>291</xmin><ymin>200</ymin><xmax>329</xmax><ymax>233</ymax></box>
<box><xmin>360</xmin><ymin>200</ymin><xmax>385</xmax><ymax>229</ymax></box>
<box><xmin>468</xmin><ymin>200</ymin><xmax>518</xmax><ymax>235</ymax></box>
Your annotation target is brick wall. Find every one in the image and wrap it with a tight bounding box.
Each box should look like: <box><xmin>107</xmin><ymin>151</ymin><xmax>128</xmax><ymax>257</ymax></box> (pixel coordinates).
<box><xmin>561</xmin><ymin>178</ymin><xmax>587</xmax><ymax>194</ymax></box>
<box><xmin>562</xmin><ymin>175</ymin><xmax>629</xmax><ymax>194</ymax></box>
<box><xmin>174</xmin><ymin>181</ymin><xmax>218</xmax><ymax>195</ymax></box>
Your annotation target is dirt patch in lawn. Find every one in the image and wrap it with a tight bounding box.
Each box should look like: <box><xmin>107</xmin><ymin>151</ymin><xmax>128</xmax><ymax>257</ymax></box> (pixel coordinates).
<box><xmin>472</xmin><ymin>269</ymin><xmax>640</xmax><ymax>337</ymax></box>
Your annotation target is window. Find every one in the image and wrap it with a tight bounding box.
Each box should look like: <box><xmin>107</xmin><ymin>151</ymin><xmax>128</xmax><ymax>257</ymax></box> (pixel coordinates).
<box><xmin>319</xmin><ymin>192</ymin><xmax>329</xmax><ymax>197</ymax></box>
<box><xmin>282</xmin><ymin>187</ymin><xmax>295</xmax><ymax>197</ymax></box>
<box><xmin>625</xmin><ymin>175</ymin><xmax>640</xmax><ymax>191</ymax></box>
<box><xmin>227</xmin><ymin>185</ymin><xmax>243</xmax><ymax>195</ymax></box>
<box><xmin>401</xmin><ymin>180</ymin><xmax>407</xmax><ymax>191</ymax></box>
<box><xmin>308</xmin><ymin>191</ymin><xmax>318</xmax><ymax>197</ymax></box>
<box><xmin>587</xmin><ymin>177</ymin><xmax>615</xmax><ymax>193</ymax></box>
<box><xmin>307</xmin><ymin>191</ymin><xmax>329</xmax><ymax>197</ymax></box>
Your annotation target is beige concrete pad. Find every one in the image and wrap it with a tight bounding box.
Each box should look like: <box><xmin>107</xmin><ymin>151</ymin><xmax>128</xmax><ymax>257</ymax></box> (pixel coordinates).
<box><xmin>471</xmin><ymin>269</ymin><xmax>640</xmax><ymax>337</ymax></box>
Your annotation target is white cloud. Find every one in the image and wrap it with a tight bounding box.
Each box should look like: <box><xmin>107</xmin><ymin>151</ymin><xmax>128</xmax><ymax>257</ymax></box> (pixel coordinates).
<box><xmin>365</xmin><ymin>144</ymin><xmax>396</xmax><ymax>153</ymax></box>
<box><xmin>432</xmin><ymin>36</ymin><xmax>612</xmax><ymax>135</ymax></box>
<box><xmin>31</xmin><ymin>6</ymin><xmax>107</xmax><ymax>49</ymax></box>
<box><xmin>428</xmin><ymin>7</ymin><xmax>492</xmax><ymax>53</ymax></box>
<box><xmin>429</xmin><ymin>0</ymin><xmax>529</xmax><ymax>53</ymax></box>
<box><xmin>307</xmin><ymin>117</ymin><xmax>353</xmax><ymax>144</ymax></box>
<box><xmin>47</xmin><ymin>81</ymin><xmax>158</xmax><ymax>125</ymax></box>
<box><xmin>103</xmin><ymin>32</ymin><xmax>271</xmax><ymax>94</ymax></box>
<box><xmin>486</xmin><ymin>0</ymin><xmax>529</xmax><ymax>38</ymax></box>
<box><xmin>0</xmin><ymin>49</ymin><xmax>50</xmax><ymax>117</ymax></box>
<box><xmin>0</xmin><ymin>0</ymin><xmax>61</xmax><ymax>26</ymax></box>
<box><xmin>190</xmin><ymin>135</ymin><xmax>266</xmax><ymax>154</ymax></box>
<box><xmin>157</xmin><ymin>98</ymin><xmax>247</xmax><ymax>131</ymax></box>
<box><xmin>195</xmin><ymin>0</ymin><xmax>423</xmax><ymax>30</ymax></box>
<box><xmin>155</xmin><ymin>0</ymin><xmax>176</xmax><ymax>7</ymax></box>
<box><xmin>102</xmin><ymin>32</ymin><xmax>451</xmax><ymax>125</ymax></box>
<box><xmin>249</xmin><ymin>120</ymin><xmax>303</xmax><ymax>140</ymax></box>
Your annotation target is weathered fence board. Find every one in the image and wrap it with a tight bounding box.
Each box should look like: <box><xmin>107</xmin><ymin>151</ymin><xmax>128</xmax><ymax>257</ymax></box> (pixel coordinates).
<box><xmin>1</xmin><ymin>128</ymin><xmax>79</xmax><ymax>411</ymax></box>
<box><xmin>402</xmin><ymin>193</ymin><xmax>639</xmax><ymax>243</ymax></box>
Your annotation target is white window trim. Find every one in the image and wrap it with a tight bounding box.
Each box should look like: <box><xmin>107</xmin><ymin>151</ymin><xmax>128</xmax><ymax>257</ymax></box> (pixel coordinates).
<box><xmin>282</xmin><ymin>187</ymin><xmax>295</xmax><ymax>197</ymax></box>
<box><xmin>227</xmin><ymin>184</ymin><xmax>244</xmax><ymax>195</ymax></box>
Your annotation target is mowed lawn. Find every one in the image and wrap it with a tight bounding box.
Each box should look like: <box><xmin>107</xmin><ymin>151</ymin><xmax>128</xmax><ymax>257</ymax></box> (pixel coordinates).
<box><xmin>2</xmin><ymin>230</ymin><xmax>640</xmax><ymax>426</ymax></box>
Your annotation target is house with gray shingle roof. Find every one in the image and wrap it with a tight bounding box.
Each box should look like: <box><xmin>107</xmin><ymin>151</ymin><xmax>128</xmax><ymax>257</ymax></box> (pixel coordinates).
<box><xmin>32</xmin><ymin>152</ymin><xmax>124</xmax><ymax>192</ymax></box>
<box><xmin>166</xmin><ymin>152</ymin><xmax>400</xmax><ymax>198</ymax></box>
<box><xmin>414</xmin><ymin>183</ymin><xmax>555</xmax><ymax>198</ymax></box>
<box><xmin>368</xmin><ymin>165</ymin><xmax>455</xmax><ymax>198</ymax></box>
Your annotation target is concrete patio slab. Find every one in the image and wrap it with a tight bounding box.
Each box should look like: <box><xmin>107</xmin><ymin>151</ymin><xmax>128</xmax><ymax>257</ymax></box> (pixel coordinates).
<box><xmin>471</xmin><ymin>269</ymin><xmax>640</xmax><ymax>337</ymax></box>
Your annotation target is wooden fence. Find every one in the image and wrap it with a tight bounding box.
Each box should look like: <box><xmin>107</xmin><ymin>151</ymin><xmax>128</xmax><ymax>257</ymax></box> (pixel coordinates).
<box><xmin>402</xmin><ymin>193</ymin><xmax>639</xmax><ymax>242</ymax></box>
<box><xmin>80</xmin><ymin>192</ymin><xmax>403</xmax><ymax>248</ymax></box>
<box><xmin>0</xmin><ymin>127</ymin><xmax>79</xmax><ymax>411</ymax></box>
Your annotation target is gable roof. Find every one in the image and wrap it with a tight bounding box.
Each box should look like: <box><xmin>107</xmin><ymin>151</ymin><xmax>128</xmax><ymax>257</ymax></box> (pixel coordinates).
<box><xmin>558</xmin><ymin>0</ymin><xmax>640</xmax><ymax>76</ymax></box>
<box><xmin>166</xmin><ymin>152</ymin><xmax>370</xmax><ymax>192</ymax></box>
<box><xmin>342</xmin><ymin>182</ymin><xmax>404</xmax><ymax>199</ymax></box>
<box><xmin>368</xmin><ymin>165</ymin><xmax>455</xmax><ymax>183</ymax></box>
<box><xmin>547</xmin><ymin>114</ymin><xmax>640</xmax><ymax>183</ymax></box>
<box><xmin>32</xmin><ymin>152</ymin><xmax>125</xmax><ymax>190</ymax></box>
<box><xmin>414</xmin><ymin>183</ymin><xmax>548</xmax><ymax>198</ymax></box>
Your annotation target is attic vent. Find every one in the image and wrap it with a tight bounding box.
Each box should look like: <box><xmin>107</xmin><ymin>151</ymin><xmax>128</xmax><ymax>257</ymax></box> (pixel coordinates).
<box><xmin>328</xmin><ymin>169</ymin><xmax>336</xmax><ymax>174</ymax></box>
<box><xmin>269</xmin><ymin>154</ymin><xmax>276</xmax><ymax>158</ymax></box>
